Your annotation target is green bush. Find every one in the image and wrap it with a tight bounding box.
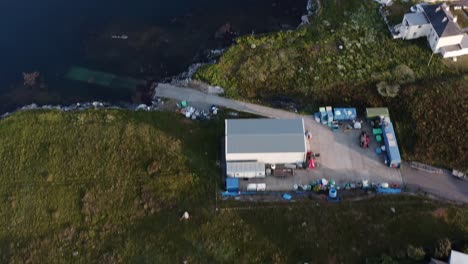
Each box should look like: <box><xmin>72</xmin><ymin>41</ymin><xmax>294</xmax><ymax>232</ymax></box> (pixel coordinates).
<box><xmin>395</xmin><ymin>77</ymin><xmax>468</xmax><ymax>171</ymax></box>
<box><xmin>365</xmin><ymin>254</ymin><xmax>398</xmax><ymax>264</ymax></box>
<box><xmin>463</xmin><ymin>244</ymin><xmax>468</xmax><ymax>254</ymax></box>
<box><xmin>407</xmin><ymin>245</ymin><xmax>425</xmax><ymax>261</ymax></box>
<box><xmin>376</xmin><ymin>81</ymin><xmax>400</xmax><ymax>98</ymax></box>
<box><xmin>393</xmin><ymin>64</ymin><xmax>415</xmax><ymax>84</ymax></box>
<box><xmin>434</xmin><ymin>238</ymin><xmax>452</xmax><ymax>259</ymax></box>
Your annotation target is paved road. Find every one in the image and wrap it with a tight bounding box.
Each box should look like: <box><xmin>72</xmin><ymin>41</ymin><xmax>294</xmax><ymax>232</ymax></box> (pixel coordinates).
<box><xmin>401</xmin><ymin>165</ymin><xmax>468</xmax><ymax>203</ymax></box>
<box><xmin>155</xmin><ymin>83</ymin><xmax>467</xmax><ymax>203</ymax></box>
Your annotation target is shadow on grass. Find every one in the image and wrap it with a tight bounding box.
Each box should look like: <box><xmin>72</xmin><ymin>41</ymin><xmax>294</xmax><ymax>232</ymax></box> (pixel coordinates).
<box><xmin>235</xmin><ymin>196</ymin><xmax>468</xmax><ymax>263</ymax></box>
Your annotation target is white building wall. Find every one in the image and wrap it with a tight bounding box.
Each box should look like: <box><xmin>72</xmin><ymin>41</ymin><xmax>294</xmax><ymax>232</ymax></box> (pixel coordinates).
<box><xmin>428</xmin><ymin>27</ymin><xmax>439</xmax><ymax>52</ymax></box>
<box><xmin>441</xmin><ymin>48</ymin><xmax>468</xmax><ymax>58</ymax></box>
<box><xmin>402</xmin><ymin>24</ymin><xmax>432</xmax><ymax>40</ymax></box>
<box><xmin>435</xmin><ymin>35</ymin><xmax>465</xmax><ymax>50</ymax></box>
<box><xmin>226</xmin><ymin>162</ymin><xmax>266</xmax><ymax>178</ymax></box>
<box><xmin>226</xmin><ymin>152</ymin><xmax>306</xmax><ymax>164</ymax></box>
<box><xmin>400</xmin><ymin>13</ymin><xmax>431</xmax><ymax>40</ymax></box>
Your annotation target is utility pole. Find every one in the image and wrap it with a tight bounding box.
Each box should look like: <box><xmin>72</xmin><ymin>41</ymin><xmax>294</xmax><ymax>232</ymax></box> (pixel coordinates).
<box><xmin>427</xmin><ymin>53</ymin><xmax>434</xmax><ymax>67</ymax></box>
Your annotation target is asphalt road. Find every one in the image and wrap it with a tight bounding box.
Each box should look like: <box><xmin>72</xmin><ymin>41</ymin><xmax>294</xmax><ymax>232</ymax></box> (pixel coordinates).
<box><xmin>401</xmin><ymin>165</ymin><xmax>468</xmax><ymax>203</ymax></box>
<box><xmin>155</xmin><ymin>83</ymin><xmax>467</xmax><ymax>203</ymax></box>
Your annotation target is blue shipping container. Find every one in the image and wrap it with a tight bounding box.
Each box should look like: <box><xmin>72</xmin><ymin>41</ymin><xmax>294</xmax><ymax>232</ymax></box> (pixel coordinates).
<box><xmin>333</xmin><ymin>108</ymin><xmax>344</xmax><ymax>121</ymax></box>
<box><xmin>381</xmin><ymin>121</ymin><xmax>401</xmax><ymax>168</ymax></box>
<box><xmin>333</xmin><ymin>108</ymin><xmax>357</xmax><ymax>121</ymax></box>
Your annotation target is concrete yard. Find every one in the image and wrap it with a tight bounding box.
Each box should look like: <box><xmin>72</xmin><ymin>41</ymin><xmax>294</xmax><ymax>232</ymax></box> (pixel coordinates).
<box><xmin>156</xmin><ymin>83</ymin><xmax>403</xmax><ymax>191</ymax></box>
<box><xmin>239</xmin><ymin>122</ymin><xmax>402</xmax><ymax>191</ymax></box>
<box><xmin>303</xmin><ymin>120</ymin><xmax>402</xmax><ymax>184</ymax></box>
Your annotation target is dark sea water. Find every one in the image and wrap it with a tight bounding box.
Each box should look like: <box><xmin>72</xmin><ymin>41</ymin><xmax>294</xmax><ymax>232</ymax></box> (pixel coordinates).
<box><xmin>0</xmin><ymin>0</ymin><xmax>307</xmax><ymax>113</ymax></box>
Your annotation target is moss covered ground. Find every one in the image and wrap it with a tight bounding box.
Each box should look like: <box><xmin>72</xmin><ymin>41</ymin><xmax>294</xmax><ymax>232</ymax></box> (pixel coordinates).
<box><xmin>194</xmin><ymin>0</ymin><xmax>468</xmax><ymax>171</ymax></box>
<box><xmin>0</xmin><ymin>110</ymin><xmax>467</xmax><ymax>263</ymax></box>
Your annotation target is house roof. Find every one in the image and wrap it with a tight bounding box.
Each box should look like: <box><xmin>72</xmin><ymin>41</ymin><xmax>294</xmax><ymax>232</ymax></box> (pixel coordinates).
<box><xmin>225</xmin><ymin>118</ymin><xmax>306</xmax><ymax>154</ymax></box>
<box><xmin>462</xmin><ymin>35</ymin><xmax>468</xmax><ymax>48</ymax></box>
<box><xmin>422</xmin><ymin>3</ymin><xmax>464</xmax><ymax>37</ymax></box>
<box><xmin>366</xmin><ymin>107</ymin><xmax>390</xmax><ymax>119</ymax></box>
<box><xmin>405</xmin><ymin>12</ymin><xmax>429</xmax><ymax>26</ymax></box>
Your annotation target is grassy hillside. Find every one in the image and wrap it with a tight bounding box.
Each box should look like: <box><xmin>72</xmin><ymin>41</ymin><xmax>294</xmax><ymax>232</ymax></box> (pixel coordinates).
<box><xmin>194</xmin><ymin>0</ymin><xmax>468</xmax><ymax>171</ymax></box>
<box><xmin>0</xmin><ymin>110</ymin><xmax>467</xmax><ymax>263</ymax></box>
<box><xmin>0</xmin><ymin>109</ymin><xmax>222</xmax><ymax>263</ymax></box>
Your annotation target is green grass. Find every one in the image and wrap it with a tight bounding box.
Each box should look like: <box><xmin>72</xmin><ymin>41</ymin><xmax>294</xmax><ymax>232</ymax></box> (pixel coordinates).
<box><xmin>384</xmin><ymin>0</ymin><xmax>415</xmax><ymax>25</ymax></box>
<box><xmin>0</xmin><ymin>109</ymin><xmax>222</xmax><ymax>262</ymax></box>
<box><xmin>0</xmin><ymin>110</ymin><xmax>467</xmax><ymax>263</ymax></box>
<box><xmin>453</xmin><ymin>9</ymin><xmax>468</xmax><ymax>29</ymax></box>
<box><xmin>194</xmin><ymin>0</ymin><xmax>456</xmax><ymax>98</ymax></box>
<box><xmin>194</xmin><ymin>0</ymin><xmax>468</xmax><ymax>171</ymax></box>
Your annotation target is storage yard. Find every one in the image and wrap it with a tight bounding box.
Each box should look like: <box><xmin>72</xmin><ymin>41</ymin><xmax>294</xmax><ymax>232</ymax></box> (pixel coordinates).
<box><xmin>154</xmin><ymin>84</ymin><xmax>404</xmax><ymax>196</ymax></box>
<box><xmin>223</xmin><ymin>108</ymin><xmax>403</xmax><ymax>193</ymax></box>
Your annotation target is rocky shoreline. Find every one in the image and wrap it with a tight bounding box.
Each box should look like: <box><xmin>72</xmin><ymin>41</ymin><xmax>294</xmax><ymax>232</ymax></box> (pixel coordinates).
<box><xmin>0</xmin><ymin>100</ymin><xmax>163</xmax><ymax>120</ymax></box>
<box><xmin>1</xmin><ymin>0</ymin><xmax>317</xmax><ymax>120</ymax></box>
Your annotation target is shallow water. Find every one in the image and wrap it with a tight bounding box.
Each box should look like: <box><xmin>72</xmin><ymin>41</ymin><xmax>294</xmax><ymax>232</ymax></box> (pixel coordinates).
<box><xmin>0</xmin><ymin>0</ymin><xmax>307</xmax><ymax>113</ymax></box>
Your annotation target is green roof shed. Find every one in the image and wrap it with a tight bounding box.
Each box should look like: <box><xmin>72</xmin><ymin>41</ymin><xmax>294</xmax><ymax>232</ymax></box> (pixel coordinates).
<box><xmin>366</xmin><ymin>108</ymin><xmax>390</xmax><ymax>119</ymax></box>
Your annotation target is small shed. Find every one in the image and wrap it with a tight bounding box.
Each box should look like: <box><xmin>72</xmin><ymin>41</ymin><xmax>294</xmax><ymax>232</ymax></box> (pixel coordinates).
<box><xmin>226</xmin><ymin>178</ymin><xmax>239</xmax><ymax>192</ymax></box>
<box><xmin>366</xmin><ymin>107</ymin><xmax>390</xmax><ymax>120</ymax></box>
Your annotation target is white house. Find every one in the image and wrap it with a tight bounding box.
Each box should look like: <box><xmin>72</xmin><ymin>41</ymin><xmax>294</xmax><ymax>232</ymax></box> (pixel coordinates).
<box><xmin>397</xmin><ymin>2</ymin><xmax>468</xmax><ymax>58</ymax></box>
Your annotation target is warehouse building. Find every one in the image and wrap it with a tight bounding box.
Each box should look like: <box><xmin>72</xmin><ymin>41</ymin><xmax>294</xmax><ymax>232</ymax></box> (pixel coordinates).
<box><xmin>225</xmin><ymin>118</ymin><xmax>307</xmax><ymax>168</ymax></box>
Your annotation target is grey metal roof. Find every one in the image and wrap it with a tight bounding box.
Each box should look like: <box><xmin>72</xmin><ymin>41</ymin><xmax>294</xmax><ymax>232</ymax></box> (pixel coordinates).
<box><xmin>462</xmin><ymin>35</ymin><xmax>468</xmax><ymax>48</ymax></box>
<box><xmin>422</xmin><ymin>3</ymin><xmax>463</xmax><ymax>37</ymax></box>
<box><xmin>227</xmin><ymin>118</ymin><xmax>304</xmax><ymax>135</ymax></box>
<box><xmin>226</xmin><ymin>118</ymin><xmax>306</xmax><ymax>154</ymax></box>
<box><xmin>405</xmin><ymin>13</ymin><xmax>429</xmax><ymax>26</ymax></box>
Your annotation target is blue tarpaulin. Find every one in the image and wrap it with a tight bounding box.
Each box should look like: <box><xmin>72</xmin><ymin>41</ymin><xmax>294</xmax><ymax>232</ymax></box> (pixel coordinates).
<box><xmin>376</xmin><ymin>187</ymin><xmax>401</xmax><ymax>194</ymax></box>
<box><xmin>333</xmin><ymin>108</ymin><xmax>357</xmax><ymax>121</ymax></box>
<box><xmin>221</xmin><ymin>191</ymin><xmax>240</xmax><ymax>197</ymax></box>
<box><xmin>226</xmin><ymin>178</ymin><xmax>239</xmax><ymax>192</ymax></box>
